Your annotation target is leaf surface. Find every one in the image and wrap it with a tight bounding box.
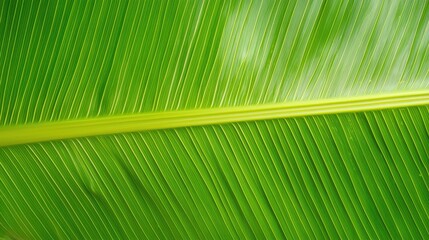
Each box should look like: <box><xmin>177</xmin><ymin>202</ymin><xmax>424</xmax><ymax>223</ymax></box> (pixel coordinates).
<box><xmin>1</xmin><ymin>0</ymin><xmax>429</xmax><ymax>239</ymax></box>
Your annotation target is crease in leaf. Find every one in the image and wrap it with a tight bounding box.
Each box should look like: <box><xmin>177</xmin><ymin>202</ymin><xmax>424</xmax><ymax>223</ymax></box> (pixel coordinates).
<box><xmin>1</xmin><ymin>89</ymin><xmax>429</xmax><ymax>147</ymax></box>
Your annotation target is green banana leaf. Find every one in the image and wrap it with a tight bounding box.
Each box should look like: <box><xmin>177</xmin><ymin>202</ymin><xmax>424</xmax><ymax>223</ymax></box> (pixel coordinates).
<box><xmin>1</xmin><ymin>0</ymin><xmax>429</xmax><ymax>239</ymax></box>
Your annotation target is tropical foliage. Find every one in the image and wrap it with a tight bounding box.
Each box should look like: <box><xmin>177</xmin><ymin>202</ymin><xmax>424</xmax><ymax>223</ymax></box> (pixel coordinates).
<box><xmin>1</xmin><ymin>0</ymin><xmax>429</xmax><ymax>239</ymax></box>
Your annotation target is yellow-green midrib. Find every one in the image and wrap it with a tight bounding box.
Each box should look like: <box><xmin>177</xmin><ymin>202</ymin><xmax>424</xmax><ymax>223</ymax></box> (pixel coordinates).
<box><xmin>2</xmin><ymin>89</ymin><xmax>429</xmax><ymax>147</ymax></box>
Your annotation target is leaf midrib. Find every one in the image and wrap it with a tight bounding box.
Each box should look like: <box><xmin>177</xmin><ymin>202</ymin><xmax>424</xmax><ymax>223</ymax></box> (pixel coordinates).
<box><xmin>2</xmin><ymin>89</ymin><xmax>429</xmax><ymax>147</ymax></box>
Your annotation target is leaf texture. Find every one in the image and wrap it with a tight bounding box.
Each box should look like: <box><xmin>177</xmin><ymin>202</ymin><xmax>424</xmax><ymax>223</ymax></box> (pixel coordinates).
<box><xmin>2</xmin><ymin>106</ymin><xmax>429</xmax><ymax>239</ymax></box>
<box><xmin>1</xmin><ymin>1</ymin><xmax>429</xmax><ymax>125</ymax></box>
<box><xmin>1</xmin><ymin>0</ymin><xmax>429</xmax><ymax>239</ymax></box>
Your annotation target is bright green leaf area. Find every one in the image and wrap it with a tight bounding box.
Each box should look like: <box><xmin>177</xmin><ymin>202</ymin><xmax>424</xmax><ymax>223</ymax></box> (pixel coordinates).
<box><xmin>1</xmin><ymin>0</ymin><xmax>429</xmax><ymax>239</ymax></box>
<box><xmin>2</xmin><ymin>107</ymin><xmax>429</xmax><ymax>239</ymax></box>
<box><xmin>1</xmin><ymin>0</ymin><xmax>429</xmax><ymax>124</ymax></box>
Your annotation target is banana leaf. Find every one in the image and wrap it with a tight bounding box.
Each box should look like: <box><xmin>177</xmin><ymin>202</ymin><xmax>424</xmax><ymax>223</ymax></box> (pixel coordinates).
<box><xmin>1</xmin><ymin>0</ymin><xmax>429</xmax><ymax>239</ymax></box>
